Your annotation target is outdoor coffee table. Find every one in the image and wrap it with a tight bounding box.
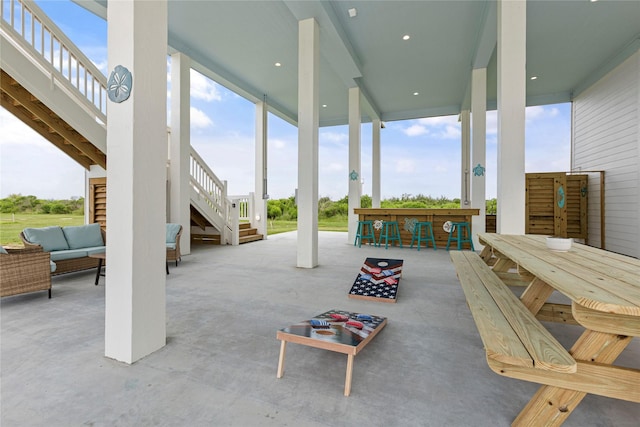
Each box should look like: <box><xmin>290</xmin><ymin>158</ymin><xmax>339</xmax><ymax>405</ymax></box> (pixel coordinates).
<box><xmin>88</xmin><ymin>252</ymin><xmax>106</xmax><ymax>285</ymax></box>
<box><xmin>276</xmin><ymin>309</ymin><xmax>387</xmax><ymax>396</ymax></box>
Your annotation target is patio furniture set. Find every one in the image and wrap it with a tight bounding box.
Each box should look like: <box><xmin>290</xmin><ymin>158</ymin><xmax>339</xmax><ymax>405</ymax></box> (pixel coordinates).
<box><xmin>0</xmin><ymin>223</ymin><xmax>182</xmax><ymax>298</ymax></box>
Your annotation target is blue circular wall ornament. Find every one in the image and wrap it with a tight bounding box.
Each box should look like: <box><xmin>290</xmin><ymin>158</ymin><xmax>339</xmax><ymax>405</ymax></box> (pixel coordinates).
<box><xmin>349</xmin><ymin>170</ymin><xmax>359</xmax><ymax>181</ymax></box>
<box><xmin>557</xmin><ymin>185</ymin><xmax>565</xmax><ymax>208</ymax></box>
<box><xmin>107</xmin><ymin>65</ymin><xmax>132</xmax><ymax>103</ymax></box>
<box><xmin>473</xmin><ymin>163</ymin><xmax>485</xmax><ymax>177</ymax></box>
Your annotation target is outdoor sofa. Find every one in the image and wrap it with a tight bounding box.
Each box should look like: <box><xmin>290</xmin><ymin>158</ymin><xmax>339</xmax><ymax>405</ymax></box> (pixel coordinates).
<box><xmin>0</xmin><ymin>246</ymin><xmax>54</xmax><ymax>298</ymax></box>
<box><xmin>20</xmin><ymin>223</ymin><xmax>105</xmax><ymax>276</ymax></box>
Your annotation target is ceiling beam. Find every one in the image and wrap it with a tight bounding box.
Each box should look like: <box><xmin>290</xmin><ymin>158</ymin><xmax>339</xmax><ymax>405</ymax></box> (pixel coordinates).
<box><xmin>461</xmin><ymin>1</ymin><xmax>497</xmax><ymax>111</ymax></box>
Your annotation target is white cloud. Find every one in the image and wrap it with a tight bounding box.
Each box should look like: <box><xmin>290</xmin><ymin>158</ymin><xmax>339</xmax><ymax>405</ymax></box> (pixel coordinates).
<box><xmin>403</xmin><ymin>124</ymin><xmax>429</xmax><ymax>137</ymax></box>
<box><xmin>320</xmin><ymin>131</ymin><xmax>348</xmax><ymax>144</ymax></box>
<box><xmin>402</xmin><ymin>115</ymin><xmax>460</xmax><ymax>138</ymax></box>
<box><xmin>440</xmin><ymin>125</ymin><xmax>461</xmax><ymax>139</ymax></box>
<box><xmin>190</xmin><ymin>107</ymin><xmax>213</xmax><ymax>128</ymax></box>
<box><xmin>271</xmin><ymin>139</ymin><xmax>286</xmax><ymax>149</ymax></box>
<box><xmin>190</xmin><ymin>70</ymin><xmax>222</xmax><ymax>102</ymax></box>
<box><xmin>325</xmin><ymin>162</ymin><xmax>345</xmax><ymax>172</ymax></box>
<box><xmin>395</xmin><ymin>159</ymin><xmax>416</xmax><ymax>174</ymax></box>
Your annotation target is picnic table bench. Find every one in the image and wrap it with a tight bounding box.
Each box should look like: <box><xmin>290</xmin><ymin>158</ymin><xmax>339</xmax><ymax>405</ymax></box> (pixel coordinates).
<box><xmin>450</xmin><ymin>251</ymin><xmax>576</xmax><ymax>373</ymax></box>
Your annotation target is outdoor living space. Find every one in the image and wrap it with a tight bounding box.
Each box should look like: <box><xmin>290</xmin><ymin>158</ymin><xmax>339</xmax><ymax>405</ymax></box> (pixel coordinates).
<box><xmin>1</xmin><ymin>231</ymin><xmax>638</xmax><ymax>426</ymax></box>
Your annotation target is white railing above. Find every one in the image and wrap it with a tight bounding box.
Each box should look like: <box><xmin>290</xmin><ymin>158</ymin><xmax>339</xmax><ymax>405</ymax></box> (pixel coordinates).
<box><xmin>1</xmin><ymin>0</ymin><xmax>107</xmax><ymax>123</ymax></box>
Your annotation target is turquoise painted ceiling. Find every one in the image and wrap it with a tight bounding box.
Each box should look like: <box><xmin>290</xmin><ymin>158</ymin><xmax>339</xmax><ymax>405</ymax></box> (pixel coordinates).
<box><xmin>86</xmin><ymin>1</ymin><xmax>639</xmax><ymax>126</ymax></box>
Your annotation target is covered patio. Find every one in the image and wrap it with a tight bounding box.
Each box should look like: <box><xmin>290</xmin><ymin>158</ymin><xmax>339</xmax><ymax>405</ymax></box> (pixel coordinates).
<box><xmin>1</xmin><ymin>232</ymin><xmax>638</xmax><ymax>426</ymax></box>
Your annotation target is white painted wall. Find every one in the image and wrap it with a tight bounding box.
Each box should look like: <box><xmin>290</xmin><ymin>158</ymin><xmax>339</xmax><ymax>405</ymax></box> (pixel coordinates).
<box><xmin>572</xmin><ymin>50</ymin><xmax>640</xmax><ymax>258</ymax></box>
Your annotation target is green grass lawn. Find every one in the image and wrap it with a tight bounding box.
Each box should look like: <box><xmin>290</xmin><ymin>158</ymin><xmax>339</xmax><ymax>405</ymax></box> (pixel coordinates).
<box><xmin>0</xmin><ymin>213</ymin><xmax>346</xmax><ymax>244</ymax></box>
<box><xmin>0</xmin><ymin>213</ymin><xmax>84</xmax><ymax>245</ymax></box>
<box><xmin>267</xmin><ymin>217</ymin><xmax>347</xmax><ymax>235</ymax></box>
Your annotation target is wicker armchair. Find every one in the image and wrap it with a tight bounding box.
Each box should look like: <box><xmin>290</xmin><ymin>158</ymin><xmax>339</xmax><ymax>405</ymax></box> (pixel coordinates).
<box><xmin>0</xmin><ymin>247</ymin><xmax>52</xmax><ymax>298</ymax></box>
<box><xmin>166</xmin><ymin>224</ymin><xmax>183</xmax><ymax>267</ymax></box>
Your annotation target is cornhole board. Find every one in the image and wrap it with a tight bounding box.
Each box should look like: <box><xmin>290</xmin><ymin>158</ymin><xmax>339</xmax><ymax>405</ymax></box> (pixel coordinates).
<box><xmin>348</xmin><ymin>258</ymin><xmax>403</xmax><ymax>303</ymax></box>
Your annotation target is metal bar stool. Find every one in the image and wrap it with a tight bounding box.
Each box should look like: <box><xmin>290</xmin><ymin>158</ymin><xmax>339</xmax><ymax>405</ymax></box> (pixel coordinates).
<box><xmin>445</xmin><ymin>221</ymin><xmax>475</xmax><ymax>251</ymax></box>
<box><xmin>354</xmin><ymin>220</ymin><xmax>376</xmax><ymax>247</ymax></box>
<box><xmin>410</xmin><ymin>221</ymin><xmax>437</xmax><ymax>251</ymax></box>
<box><xmin>378</xmin><ymin>221</ymin><xmax>402</xmax><ymax>249</ymax></box>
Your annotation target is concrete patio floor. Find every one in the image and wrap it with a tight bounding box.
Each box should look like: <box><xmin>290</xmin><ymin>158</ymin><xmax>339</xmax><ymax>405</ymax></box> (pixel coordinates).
<box><xmin>1</xmin><ymin>231</ymin><xmax>638</xmax><ymax>426</ymax></box>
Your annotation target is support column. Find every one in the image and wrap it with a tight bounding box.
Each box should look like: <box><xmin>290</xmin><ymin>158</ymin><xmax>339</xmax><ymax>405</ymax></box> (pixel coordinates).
<box><xmin>169</xmin><ymin>52</ymin><xmax>191</xmax><ymax>254</ymax></box>
<box><xmin>105</xmin><ymin>0</ymin><xmax>167</xmax><ymax>363</ymax></box>
<box><xmin>297</xmin><ymin>18</ymin><xmax>319</xmax><ymax>268</ymax></box>
<box><xmin>471</xmin><ymin>68</ymin><xmax>487</xmax><ymax>248</ymax></box>
<box><xmin>348</xmin><ymin>87</ymin><xmax>361</xmax><ymax>244</ymax></box>
<box><xmin>497</xmin><ymin>0</ymin><xmax>526</xmax><ymax>234</ymax></box>
<box><xmin>460</xmin><ymin>110</ymin><xmax>471</xmax><ymax>207</ymax></box>
<box><xmin>372</xmin><ymin>119</ymin><xmax>381</xmax><ymax>208</ymax></box>
<box><xmin>254</xmin><ymin>99</ymin><xmax>268</xmax><ymax>239</ymax></box>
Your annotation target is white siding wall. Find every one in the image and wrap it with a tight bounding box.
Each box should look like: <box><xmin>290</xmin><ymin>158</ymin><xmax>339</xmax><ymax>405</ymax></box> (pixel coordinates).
<box><xmin>572</xmin><ymin>50</ymin><xmax>640</xmax><ymax>258</ymax></box>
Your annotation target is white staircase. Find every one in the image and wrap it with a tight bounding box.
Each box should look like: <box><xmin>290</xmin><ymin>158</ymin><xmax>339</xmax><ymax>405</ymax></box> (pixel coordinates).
<box><xmin>1</xmin><ymin>0</ymin><xmax>257</xmax><ymax>245</ymax></box>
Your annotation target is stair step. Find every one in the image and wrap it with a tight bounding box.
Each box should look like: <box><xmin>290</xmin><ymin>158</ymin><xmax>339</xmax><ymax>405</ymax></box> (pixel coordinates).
<box><xmin>239</xmin><ymin>227</ymin><xmax>258</xmax><ymax>237</ymax></box>
<box><xmin>239</xmin><ymin>222</ymin><xmax>252</xmax><ymax>230</ymax></box>
<box><xmin>191</xmin><ymin>233</ymin><xmax>221</xmax><ymax>245</ymax></box>
<box><xmin>239</xmin><ymin>234</ymin><xmax>263</xmax><ymax>244</ymax></box>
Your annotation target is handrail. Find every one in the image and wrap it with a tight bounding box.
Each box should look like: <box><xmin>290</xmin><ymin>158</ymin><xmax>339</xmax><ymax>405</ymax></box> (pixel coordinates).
<box><xmin>1</xmin><ymin>0</ymin><xmax>107</xmax><ymax>122</ymax></box>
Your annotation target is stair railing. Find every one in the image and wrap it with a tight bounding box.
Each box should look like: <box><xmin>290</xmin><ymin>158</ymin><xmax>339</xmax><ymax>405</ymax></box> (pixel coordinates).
<box><xmin>189</xmin><ymin>146</ymin><xmax>237</xmax><ymax>243</ymax></box>
<box><xmin>1</xmin><ymin>0</ymin><xmax>107</xmax><ymax>124</ymax></box>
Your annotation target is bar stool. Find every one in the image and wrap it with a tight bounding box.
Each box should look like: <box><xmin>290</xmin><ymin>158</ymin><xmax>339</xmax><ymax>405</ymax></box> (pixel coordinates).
<box><xmin>378</xmin><ymin>221</ymin><xmax>402</xmax><ymax>249</ymax></box>
<box><xmin>410</xmin><ymin>221</ymin><xmax>437</xmax><ymax>251</ymax></box>
<box><xmin>354</xmin><ymin>220</ymin><xmax>376</xmax><ymax>247</ymax></box>
<box><xmin>446</xmin><ymin>222</ymin><xmax>475</xmax><ymax>251</ymax></box>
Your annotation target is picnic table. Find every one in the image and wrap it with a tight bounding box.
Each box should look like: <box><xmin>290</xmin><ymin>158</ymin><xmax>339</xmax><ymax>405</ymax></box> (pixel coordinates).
<box><xmin>474</xmin><ymin>233</ymin><xmax>640</xmax><ymax>426</ymax></box>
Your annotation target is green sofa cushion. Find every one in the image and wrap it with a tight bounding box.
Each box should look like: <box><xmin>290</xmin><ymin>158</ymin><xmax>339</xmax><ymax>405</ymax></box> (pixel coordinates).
<box><xmin>50</xmin><ymin>260</ymin><xmax>57</xmax><ymax>273</ymax></box>
<box><xmin>23</xmin><ymin>226</ymin><xmax>69</xmax><ymax>252</ymax></box>
<box><xmin>166</xmin><ymin>223</ymin><xmax>181</xmax><ymax>244</ymax></box>
<box><xmin>0</xmin><ymin>246</ymin><xmax>7</xmax><ymax>254</ymax></box>
<box><xmin>62</xmin><ymin>223</ymin><xmax>104</xmax><ymax>249</ymax></box>
<box><xmin>50</xmin><ymin>249</ymin><xmax>90</xmax><ymax>262</ymax></box>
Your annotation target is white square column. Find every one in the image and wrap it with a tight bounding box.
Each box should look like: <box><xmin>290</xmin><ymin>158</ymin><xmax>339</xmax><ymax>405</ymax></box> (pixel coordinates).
<box><xmin>348</xmin><ymin>87</ymin><xmax>361</xmax><ymax>244</ymax></box>
<box><xmin>254</xmin><ymin>99</ymin><xmax>268</xmax><ymax>239</ymax></box>
<box><xmin>372</xmin><ymin>119</ymin><xmax>381</xmax><ymax>208</ymax></box>
<box><xmin>169</xmin><ymin>52</ymin><xmax>191</xmax><ymax>254</ymax></box>
<box><xmin>471</xmin><ymin>67</ymin><xmax>487</xmax><ymax>247</ymax></box>
<box><xmin>297</xmin><ymin>18</ymin><xmax>319</xmax><ymax>268</ymax></box>
<box><xmin>105</xmin><ymin>0</ymin><xmax>167</xmax><ymax>363</ymax></box>
<box><xmin>497</xmin><ymin>0</ymin><xmax>526</xmax><ymax>234</ymax></box>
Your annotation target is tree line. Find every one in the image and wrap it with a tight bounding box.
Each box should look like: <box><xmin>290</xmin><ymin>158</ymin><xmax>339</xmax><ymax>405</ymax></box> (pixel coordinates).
<box><xmin>1</xmin><ymin>193</ymin><xmax>496</xmax><ymax>218</ymax></box>
<box><xmin>267</xmin><ymin>194</ymin><xmax>497</xmax><ymax>220</ymax></box>
<box><xmin>0</xmin><ymin>194</ymin><xmax>84</xmax><ymax>215</ymax></box>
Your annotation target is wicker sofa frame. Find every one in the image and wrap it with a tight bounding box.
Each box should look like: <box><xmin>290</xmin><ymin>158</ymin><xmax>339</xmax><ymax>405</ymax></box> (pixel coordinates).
<box><xmin>166</xmin><ymin>225</ymin><xmax>183</xmax><ymax>267</ymax></box>
<box><xmin>0</xmin><ymin>247</ymin><xmax>52</xmax><ymax>298</ymax></box>
<box><xmin>20</xmin><ymin>229</ymin><xmax>105</xmax><ymax>276</ymax></box>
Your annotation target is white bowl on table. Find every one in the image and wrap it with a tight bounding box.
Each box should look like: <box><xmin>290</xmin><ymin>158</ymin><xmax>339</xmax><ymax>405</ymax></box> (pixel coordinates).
<box><xmin>546</xmin><ymin>237</ymin><xmax>572</xmax><ymax>252</ymax></box>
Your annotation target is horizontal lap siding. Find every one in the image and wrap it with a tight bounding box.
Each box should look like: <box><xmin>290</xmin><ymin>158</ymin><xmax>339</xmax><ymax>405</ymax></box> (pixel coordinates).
<box><xmin>572</xmin><ymin>51</ymin><xmax>640</xmax><ymax>257</ymax></box>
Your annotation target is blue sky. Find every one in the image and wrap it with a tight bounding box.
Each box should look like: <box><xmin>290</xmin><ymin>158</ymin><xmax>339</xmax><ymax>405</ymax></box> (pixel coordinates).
<box><xmin>0</xmin><ymin>0</ymin><xmax>571</xmax><ymax>201</ymax></box>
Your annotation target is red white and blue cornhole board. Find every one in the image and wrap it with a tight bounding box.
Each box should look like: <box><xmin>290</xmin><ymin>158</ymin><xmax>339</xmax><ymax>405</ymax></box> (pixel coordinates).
<box><xmin>348</xmin><ymin>258</ymin><xmax>403</xmax><ymax>303</ymax></box>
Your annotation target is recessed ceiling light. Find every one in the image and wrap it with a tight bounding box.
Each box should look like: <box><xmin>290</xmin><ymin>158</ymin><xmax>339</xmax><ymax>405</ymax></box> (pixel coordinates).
<box><xmin>413</xmin><ymin>92</ymin><xmax>419</xmax><ymax>96</ymax></box>
<box><xmin>348</xmin><ymin>8</ymin><xmax>357</xmax><ymax>18</ymax></box>
<box><xmin>322</xmin><ymin>104</ymin><xmax>327</xmax><ymax>108</ymax></box>
<box><xmin>403</xmin><ymin>34</ymin><xmax>410</xmax><ymax>41</ymax></box>
<box><xmin>530</xmin><ymin>76</ymin><xmax>538</xmax><ymax>80</ymax></box>
<box><xmin>275</xmin><ymin>62</ymin><xmax>281</xmax><ymax>67</ymax></box>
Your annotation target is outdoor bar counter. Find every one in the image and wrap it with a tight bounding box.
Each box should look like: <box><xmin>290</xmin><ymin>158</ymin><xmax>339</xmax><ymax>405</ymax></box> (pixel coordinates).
<box><xmin>354</xmin><ymin>208</ymin><xmax>480</xmax><ymax>249</ymax></box>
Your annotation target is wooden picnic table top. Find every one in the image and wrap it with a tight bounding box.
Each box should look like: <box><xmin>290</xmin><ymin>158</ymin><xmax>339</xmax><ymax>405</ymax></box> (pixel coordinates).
<box><xmin>478</xmin><ymin>233</ymin><xmax>640</xmax><ymax>318</ymax></box>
